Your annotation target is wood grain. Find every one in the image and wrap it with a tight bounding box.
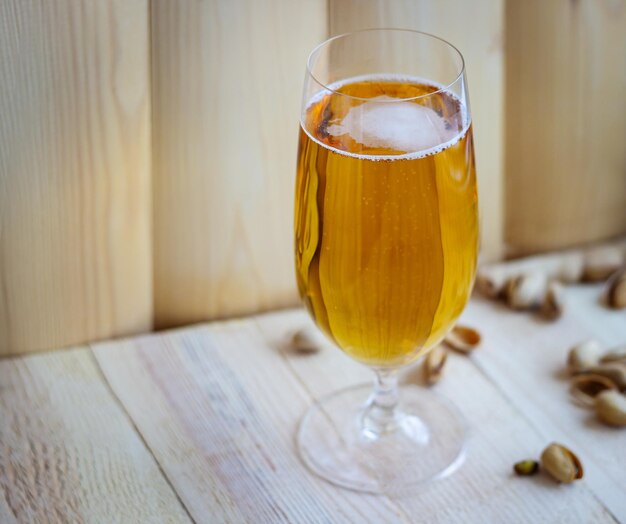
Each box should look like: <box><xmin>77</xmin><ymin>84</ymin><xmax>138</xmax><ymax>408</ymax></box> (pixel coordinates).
<box><xmin>151</xmin><ymin>0</ymin><xmax>327</xmax><ymax>329</ymax></box>
<box><xmin>0</xmin><ymin>0</ymin><xmax>153</xmax><ymax>355</ymax></box>
<box><xmin>505</xmin><ymin>0</ymin><xmax>626</xmax><ymax>254</ymax></box>
<box><xmin>329</xmin><ymin>0</ymin><xmax>506</xmax><ymax>261</ymax></box>
<box><xmin>464</xmin><ymin>293</ymin><xmax>626</xmax><ymax>522</ymax></box>
<box><xmin>93</xmin><ymin>303</ymin><xmax>622</xmax><ymax>523</ymax></box>
<box><xmin>0</xmin><ymin>348</ymin><xmax>190</xmax><ymax>523</ymax></box>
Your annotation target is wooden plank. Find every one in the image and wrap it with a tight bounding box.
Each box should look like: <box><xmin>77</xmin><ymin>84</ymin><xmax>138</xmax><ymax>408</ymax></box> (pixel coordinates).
<box><xmin>93</xmin><ymin>309</ymin><xmax>616</xmax><ymax>523</ymax></box>
<box><xmin>505</xmin><ymin>0</ymin><xmax>626</xmax><ymax>254</ymax></box>
<box><xmin>0</xmin><ymin>0</ymin><xmax>153</xmax><ymax>355</ymax></box>
<box><xmin>0</xmin><ymin>348</ymin><xmax>191</xmax><ymax>523</ymax></box>
<box><xmin>151</xmin><ymin>0</ymin><xmax>327</xmax><ymax>329</ymax></box>
<box><xmin>464</xmin><ymin>290</ymin><xmax>626</xmax><ymax>522</ymax></box>
<box><xmin>329</xmin><ymin>0</ymin><xmax>505</xmax><ymax>261</ymax></box>
<box><xmin>93</xmin><ymin>324</ymin><xmax>406</xmax><ymax>523</ymax></box>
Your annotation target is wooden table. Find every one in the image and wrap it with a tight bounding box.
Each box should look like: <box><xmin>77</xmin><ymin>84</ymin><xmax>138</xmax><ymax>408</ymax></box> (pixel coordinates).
<box><xmin>1</xmin><ymin>284</ymin><xmax>625</xmax><ymax>523</ymax></box>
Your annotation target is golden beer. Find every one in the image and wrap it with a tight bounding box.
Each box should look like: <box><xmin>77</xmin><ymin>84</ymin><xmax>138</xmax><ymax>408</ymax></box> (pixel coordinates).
<box><xmin>295</xmin><ymin>77</ymin><xmax>478</xmax><ymax>368</ymax></box>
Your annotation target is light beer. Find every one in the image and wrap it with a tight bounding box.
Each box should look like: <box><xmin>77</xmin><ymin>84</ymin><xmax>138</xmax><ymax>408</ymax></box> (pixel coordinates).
<box><xmin>295</xmin><ymin>76</ymin><xmax>478</xmax><ymax>368</ymax></box>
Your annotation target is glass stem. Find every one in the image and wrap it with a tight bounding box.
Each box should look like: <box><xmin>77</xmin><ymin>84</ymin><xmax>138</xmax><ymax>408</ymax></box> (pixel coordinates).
<box><xmin>362</xmin><ymin>369</ymin><xmax>400</xmax><ymax>437</ymax></box>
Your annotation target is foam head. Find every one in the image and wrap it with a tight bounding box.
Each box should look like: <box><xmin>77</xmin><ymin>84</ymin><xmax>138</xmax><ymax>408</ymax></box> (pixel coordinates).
<box><xmin>327</xmin><ymin>96</ymin><xmax>455</xmax><ymax>154</ymax></box>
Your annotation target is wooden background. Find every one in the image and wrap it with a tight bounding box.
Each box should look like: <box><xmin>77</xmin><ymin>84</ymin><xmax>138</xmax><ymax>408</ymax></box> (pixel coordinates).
<box><xmin>1</xmin><ymin>0</ymin><xmax>625</xmax><ymax>355</ymax></box>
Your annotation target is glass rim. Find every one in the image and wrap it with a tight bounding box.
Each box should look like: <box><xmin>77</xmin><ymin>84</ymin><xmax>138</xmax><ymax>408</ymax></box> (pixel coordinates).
<box><xmin>306</xmin><ymin>28</ymin><xmax>466</xmax><ymax>103</ymax></box>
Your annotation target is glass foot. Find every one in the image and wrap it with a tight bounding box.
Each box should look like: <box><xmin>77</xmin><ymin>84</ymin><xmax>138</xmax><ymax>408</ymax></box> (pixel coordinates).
<box><xmin>297</xmin><ymin>382</ymin><xmax>467</xmax><ymax>494</ymax></box>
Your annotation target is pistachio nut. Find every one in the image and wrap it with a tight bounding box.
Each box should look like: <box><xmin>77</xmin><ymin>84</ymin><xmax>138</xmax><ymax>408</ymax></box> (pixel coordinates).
<box><xmin>475</xmin><ymin>267</ymin><xmax>507</xmax><ymax>299</ymax></box>
<box><xmin>424</xmin><ymin>346</ymin><xmax>448</xmax><ymax>385</ymax></box>
<box><xmin>514</xmin><ymin>459</ymin><xmax>540</xmax><ymax>476</ymax></box>
<box><xmin>570</xmin><ymin>374</ymin><xmax>618</xmax><ymax>407</ymax></box>
<box><xmin>586</xmin><ymin>363</ymin><xmax>626</xmax><ymax>390</ymax></box>
<box><xmin>567</xmin><ymin>340</ymin><xmax>604</xmax><ymax>374</ymax></box>
<box><xmin>600</xmin><ymin>346</ymin><xmax>626</xmax><ymax>364</ymax></box>
<box><xmin>539</xmin><ymin>281</ymin><xmax>565</xmax><ymax>320</ymax></box>
<box><xmin>540</xmin><ymin>443</ymin><xmax>583</xmax><ymax>483</ymax></box>
<box><xmin>444</xmin><ymin>325</ymin><xmax>481</xmax><ymax>354</ymax></box>
<box><xmin>605</xmin><ymin>268</ymin><xmax>626</xmax><ymax>309</ymax></box>
<box><xmin>504</xmin><ymin>272</ymin><xmax>548</xmax><ymax>310</ymax></box>
<box><xmin>290</xmin><ymin>327</ymin><xmax>320</xmax><ymax>354</ymax></box>
<box><xmin>582</xmin><ymin>246</ymin><xmax>623</xmax><ymax>282</ymax></box>
<box><xmin>595</xmin><ymin>390</ymin><xmax>626</xmax><ymax>427</ymax></box>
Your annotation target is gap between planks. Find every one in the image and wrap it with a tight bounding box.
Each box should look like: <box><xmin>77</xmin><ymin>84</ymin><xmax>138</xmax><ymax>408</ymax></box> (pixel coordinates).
<box><xmin>84</xmin><ymin>348</ymin><xmax>198</xmax><ymax>524</ymax></box>
<box><xmin>86</xmin><ymin>305</ymin><xmax>616</xmax><ymax>522</ymax></box>
<box><xmin>251</xmin><ymin>317</ymin><xmax>413</xmax><ymax>523</ymax></box>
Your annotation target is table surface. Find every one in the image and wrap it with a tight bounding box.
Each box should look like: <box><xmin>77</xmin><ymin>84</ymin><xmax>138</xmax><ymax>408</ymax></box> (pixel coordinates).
<box><xmin>1</xmin><ymin>283</ymin><xmax>625</xmax><ymax>523</ymax></box>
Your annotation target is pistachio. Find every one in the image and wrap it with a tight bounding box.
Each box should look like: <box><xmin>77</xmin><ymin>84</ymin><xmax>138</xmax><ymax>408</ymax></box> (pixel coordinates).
<box><xmin>475</xmin><ymin>267</ymin><xmax>507</xmax><ymax>299</ymax></box>
<box><xmin>586</xmin><ymin>363</ymin><xmax>626</xmax><ymax>390</ymax></box>
<box><xmin>600</xmin><ymin>346</ymin><xmax>626</xmax><ymax>364</ymax></box>
<box><xmin>605</xmin><ymin>268</ymin><xmax>626</xmax><ymax>309</ymax></box>
<box><xmin>504</xmin><ymin>272</ymin><xmax>548</xmax><ymax>310</ymax></box>
<box><xmin>290</xmin><ymin>327</ymin><xmax>320</xmax><ymax>354</ymax></box>
<box><xmin>582</xmin><ymin>246</ymin><xmax>623</xmax><ymax>282</ymax></box>
<box><xmin>567</xmin><ymin>340</ymin><xmax>604</xmax><ymax>374</ymax></box>
<box><xmin>540</xmin><ymin>443</ymin><xmax>583</xmax><ymax>483</ymax></box>
<box><xmin>424</xmin><ymin>346</ymin><xmax>447</xmax><ymax>385</ymax></box>
<box><xmin>444</xmin><ymin>325</ymin><xmax>481</xmax><ymax>354</ymax></box>
<box><xmin>570</xmin><ymin>374</ymin><xmax>618</xmax><ymax>407</ymax></box>
<box><xmin>539</xmin><ymin>281</ymin><xmax>565</xmax><ymax>320</ymax></box>
<box><xmin>514</xmin><ymin>459</ymin><xmax>540</xmax><ymax>476</ymax></box>
<box><xmin>595</xmin><ymin>390</ymin><xmax>626</xmax><ymax>427</ymax></box>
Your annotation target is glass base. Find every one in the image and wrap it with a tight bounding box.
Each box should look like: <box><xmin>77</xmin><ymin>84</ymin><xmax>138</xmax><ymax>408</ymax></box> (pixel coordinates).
<box><xmin>297</xmin><ymin>382</ymin><xmax>467</xmax><ymax>494</ymax></box>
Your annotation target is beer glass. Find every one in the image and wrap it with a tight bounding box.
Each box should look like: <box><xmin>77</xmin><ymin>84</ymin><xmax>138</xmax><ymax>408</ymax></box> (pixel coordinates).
<box><xmin>295</xmin><ymin>29</ymin><xmax>478</xmax><ymax>492</ymax></box>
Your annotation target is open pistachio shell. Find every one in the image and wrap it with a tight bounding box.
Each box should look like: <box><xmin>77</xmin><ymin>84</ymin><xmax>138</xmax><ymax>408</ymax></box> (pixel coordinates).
<box><xmin>586</xmin><ymin>363</ymin><xmax>626</xmax><ymax>390</ymax></box>
<box><xmin>424</xmin><ymin>346</ymin><xmax>448</xmax><ymax>385</ymax></box>
<box><xmin>290</xmin><ymin>327</ymin><xmax>320</xmax><ymax>354</ymax></box>
<box><xmin>475</xmin><ymin>268</ymin><xmax>508</xmax><ymax>299</ymax></box>
<box><xmin>601</xmin><ymin>346</ymin><xmax>626</xmax><ymax>364</ymax></box>
<box><xmin>567</xmin><ymin>340</ymin><xmax>604</xmax><ymax>374</ymax></box>
<box><xmin>540</xmin><ymin>443</ymin><xmax>583</xmax><ymax>483</ymax></box>
<box><xmin>444</xmin><ymin>325</ymin><xmax>481</xmax><ymax>354</ymax></box>
<box><xmin>540</xmin><ymin>281</ymin><xmax>565</xmax><ymax>320</ymax></box>
<box><xmin>570</xmin><ymin>374</ymin><xmax>618</xmax><ymax>407</ymax></box>
<box><xmin>504</xmin><ymin>272</ymin><xmax>548</xmax><ymax>310</ymax></box>
<box><xmin>606</xmin><ymin>268</ymin><xmax>626</xmax><ymax>309</ymax></box>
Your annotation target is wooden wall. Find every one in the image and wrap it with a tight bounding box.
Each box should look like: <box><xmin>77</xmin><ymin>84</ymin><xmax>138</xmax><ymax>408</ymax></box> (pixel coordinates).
<box><xmin>0</xmin><ymin>0</ymin><xmax>624</xmax><ymax>355</ymax></box>
<box><xmin>0</xmin><ymin>0</ymin><xmax>152</xmax><ymax>354</ymax></box>
<box><xmin>505</xmin><ymin>0</ymin><xmax>626</xmax><ymax>254</ymax></box>
<box><xmin>151</xmin><ymin>0</ymin><xmax>326</xmax><ymax>329</ymax></box>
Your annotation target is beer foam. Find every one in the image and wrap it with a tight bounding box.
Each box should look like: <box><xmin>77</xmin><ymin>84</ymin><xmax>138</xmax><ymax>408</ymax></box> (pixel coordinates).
<box><xmin>326</xmin><ymin>96</ymin><xmax>455</xmax><ymax>154</ymax></box>
<box><xmin>303</xmin><ymin>74</ymin><xmax>470</xmax><ymax>161</ymax></box>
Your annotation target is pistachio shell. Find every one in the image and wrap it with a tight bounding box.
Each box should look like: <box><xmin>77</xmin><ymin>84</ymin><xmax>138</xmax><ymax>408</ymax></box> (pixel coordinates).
<box><xmin>570</xmin><ymin>374</ymin><xmax>618</xmax><ymax>407</ymax></box>
<box><xmin>540</xmin><ymin>443</ymin><xmax>584</xmax><ymax>483</ymax></box>
<box><xmin>514</xmin><ymin>459</ymin><xmax>540</xmax><ymax>476</ymax></box>
<box><xmin>475</xmin><ymin>268</ymin><xmax>507</xmax><ymax>299</ymax></box>
<box><xmin>424</xmin><ymin>346</ymin><xmax>448</xmax><ymax>385</ymax></box>
<box><xmin>444</xmin><ymin>325</ymin><xmax>481</xmax><ymax>354</ymax></box>
<box><xmin>505</xmin><ymin>272</ymin><xmax>548</xmax><ymax>310</ymax></box>
<box><xmin>290</xmin><ymin>327</ymin><xmax>320</xmax><ymax>354</ymax></box>
<box><xmin>539</xmin><ymin>281</ymin><xmax>565</xmax><ymax>320</ymax></box>
<box><xmin>595</xmin><ymin>390</ymin><xmax>626</xmax><ymax>427</ymax></box>
<box><xmin>567</xmin><ymin>340</ymin><xmax>604</xmax><ymax>374</ymax></box>
<box><xmin>600</xmin><ymin>346</ymin><xmax>626</xmax><ymax>364</ymax></box>
<box><xmin>582</xmin><ymin>246</ymin><xmax>623</xmax><ymax>282</ymax></box>
<box><xmin>605</xmin><ymin>268</ymin><xmax>626</xmax><ymax>309</ymax></box>
<box><xmin>586</xmin><ymin>363</ymin><xmax>626</xmax><ymax>390</ymax></box>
